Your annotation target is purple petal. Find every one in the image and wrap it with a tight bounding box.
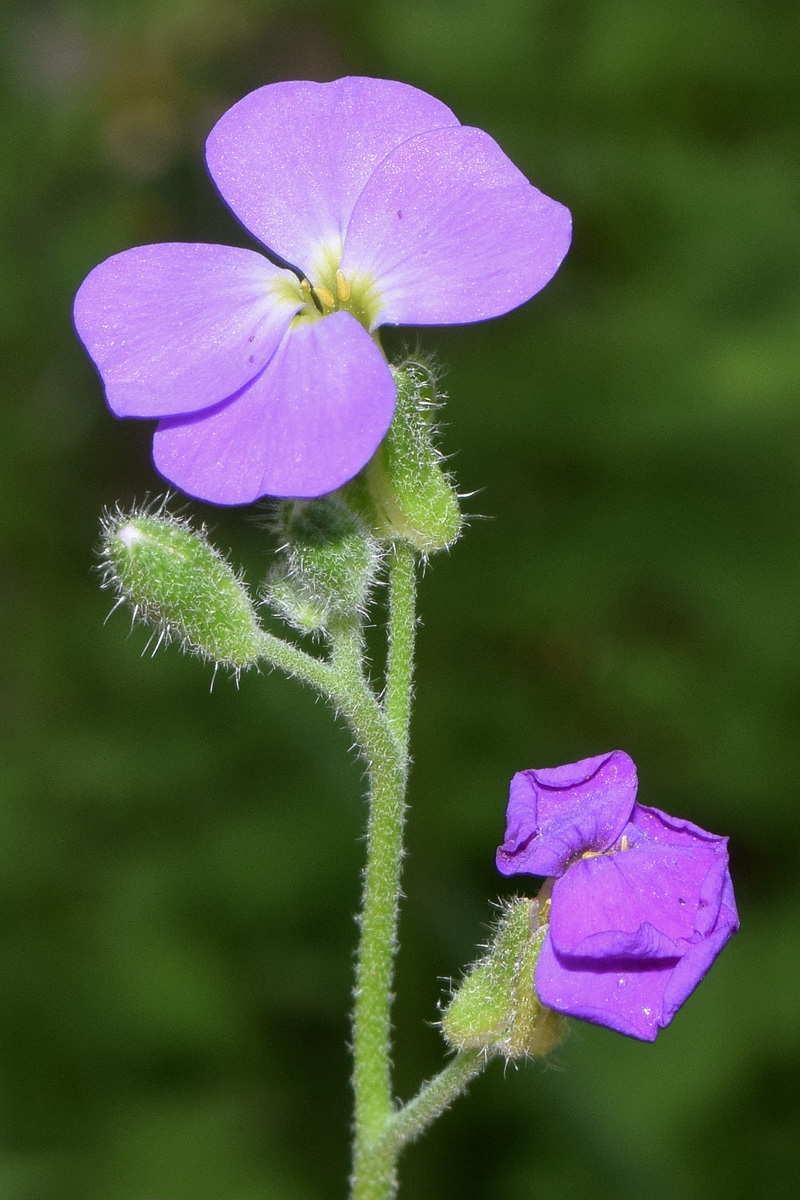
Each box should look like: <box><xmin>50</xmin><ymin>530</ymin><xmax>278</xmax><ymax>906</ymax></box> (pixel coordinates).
<box><xmin>205</xmin><ymin>78</ymin><xmax>459</xmax><ymax>279</ymax></box>
<box><xmin>548</xmin><ymin>842</ymin><xmax>722</xmax><ymax>959</ymax></box>
<box><xmin>340</xmin><ymin>126</ymin><xmax>571</xmax><ymax>327</ymax></box>
<box><xmin>496</xmin><ymin>751</ymin><xmax>637</xmax><ymax>878</ymax></box>
<box><xmin>152</xmin><ymin>311</ymin><xmax>396</xmax><ymax>503</ymax></box>
<box><xmin>73</xmin><ymin>244</ymin><xmax>300</xmax><ymax>418</ymax></box>
<box><xmin>661</xmin><ymin>901</ymin><xmax>739</xmax><ymax>1020</ymax></box>
<box><xmin>536</xmin><ymin>934</ymin><xmax>677</xmax><ymax>1041</ymax></box>
<box><xmin>630</xmin><ymin>803</ymin><xmax>728</xmax><ymax>852</ymax></box>
<box><xmin>627</xmin><ymin>807</ymin><xmax>733</xmax><ymax>937</ymax></box>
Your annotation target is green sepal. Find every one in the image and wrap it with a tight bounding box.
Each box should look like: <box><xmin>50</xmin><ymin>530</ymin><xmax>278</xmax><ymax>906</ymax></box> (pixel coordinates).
<box><xmin>346</xmin><ymin>359</ymin><xmax>461</xmax><ymax>555</ymax></box>
<box><xmin>441</xmin><ymin>896</ymin><xmax>567</xmax><ymax>1060</ymax></box>
<box><xmin>100</xmin><ymin>505</ymin><xmax>262</xmax><ymax>671</ymax></box>
<box><xmin>263</xmin><ymin>496</ymin><xmax>380</xmax><ymax>633</ymax></box>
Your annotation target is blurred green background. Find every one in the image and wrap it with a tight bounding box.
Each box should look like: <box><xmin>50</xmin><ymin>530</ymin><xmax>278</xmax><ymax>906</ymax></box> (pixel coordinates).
<box><xmin>2</xmin><ymin>0</ymin><xmax>799</xmax><ymax>1196</ymax></box>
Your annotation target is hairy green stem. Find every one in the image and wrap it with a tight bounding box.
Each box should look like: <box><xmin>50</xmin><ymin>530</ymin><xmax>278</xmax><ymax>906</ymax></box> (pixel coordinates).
<box><xmin>384</xmin><ymin>542</ymin><xmax>417</xmax><ymax>755</ymax></box>
<box><xmin>254</xmin><ymin>628</ymin><xmax>338</xmax><ymax>695</ymax></box>
<box><xmin>379</xmin><ymin>1050</ymin><xmax>489</xmax><ymax>1159</ymax></box>
<box><xmin>331</xmin><ymin>631</ymin><xmax>404</xmax><ymax>1198</ymax></box>
<box><xmin>256</xmin><ymin>553</ymin><xmax>481</xmax><ymax>1199</ymax></box>
<box><xmin>348</xmin><ymin>543</ymin><xmax>418</xmax><ymax>1200</ymax></box>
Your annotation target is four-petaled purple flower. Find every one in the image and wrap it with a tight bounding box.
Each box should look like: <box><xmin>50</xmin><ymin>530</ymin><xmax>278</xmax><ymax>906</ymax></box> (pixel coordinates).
<box><xmin>74</xmin><ymin>77</ymin><xmax>571</xmax><ymax>505</ymax></box>
<box><xmin>497</xmin><ymin>751</ymin><xmax>738</xmax><ymax>1041</ymax></box>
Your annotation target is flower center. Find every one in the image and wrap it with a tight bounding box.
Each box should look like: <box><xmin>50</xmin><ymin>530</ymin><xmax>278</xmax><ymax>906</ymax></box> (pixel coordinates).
<box><xmin>581</xmin><ymin>834</ymin><xmax>630</xmax><ymax>861</ymax></box>
<box><xmin>300</xmin><ymin>269</ymin><xmax>350</xmax><ymax>314</ymax></box>
<box><xmin>288</xmin><ymin>260</ymin><xmax>382</xmax><ymax>333</ymax></box>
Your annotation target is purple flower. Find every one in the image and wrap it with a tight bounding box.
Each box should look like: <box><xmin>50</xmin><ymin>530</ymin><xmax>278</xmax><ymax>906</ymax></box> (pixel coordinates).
<box><xmin>74</xmin><ymin>77</ymin><xmax>571</xmax><ymax>504</ymax></box>
<box><xmin>497</xmin><ymin>752</ymin><xmax>739</xmax><ymax>1041</ymax></box>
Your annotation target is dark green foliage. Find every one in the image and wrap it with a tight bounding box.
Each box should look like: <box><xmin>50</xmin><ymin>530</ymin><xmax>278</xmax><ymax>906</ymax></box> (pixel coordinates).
<box><xmin>2</xmin><ymin>1</ymin><xmax>799</xmax><ymax>1197</ymax></box>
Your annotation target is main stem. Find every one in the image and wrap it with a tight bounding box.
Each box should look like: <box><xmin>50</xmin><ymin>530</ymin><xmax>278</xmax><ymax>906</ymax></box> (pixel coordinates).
<box><xmin>349</xmin><ymin>543</ymin><xmax>418</xmax><ymax>1200</ymax></box>
<box><xmin>256</xmin><ymin>544</ymin><xmax>487</xmax><ymax>1195</ymax></box>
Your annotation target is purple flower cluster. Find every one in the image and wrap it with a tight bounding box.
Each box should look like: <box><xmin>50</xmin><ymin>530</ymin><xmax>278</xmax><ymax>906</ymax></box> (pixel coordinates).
<box><xmin>497</xmin><ymin>751</ymin><xmax>738</xmax><ymax>1041</ymax></box>
<box><xmin>74</xmin><ymin>77</ymin><xmax>571</xmax><ymax>505</ymax></box>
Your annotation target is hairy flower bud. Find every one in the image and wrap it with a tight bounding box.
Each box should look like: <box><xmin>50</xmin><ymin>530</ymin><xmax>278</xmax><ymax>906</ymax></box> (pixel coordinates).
<box><xmin>346</xmin><ymin>359</ymin><xmax>461</xmax><ymax>554</ymax></box>
<box><xmin>263</xmin><ymin>496</ymin><xmax>381</xmax><ymax>633</ymax></box>
<box><xmin>100</xmin><ymin>504</ymin><xmax>262</xmax><ymax>670</ymax></box>
<box><xmin>441</xmin><ymin>895</ymin><xmax>567</xmax><ymax>1060</ymax></box>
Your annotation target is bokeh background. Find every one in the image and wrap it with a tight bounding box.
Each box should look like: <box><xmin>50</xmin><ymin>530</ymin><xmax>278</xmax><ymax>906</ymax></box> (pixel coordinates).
<box><xmin>2</xmin><ymin>0</ymin><xmax>799</xmax><ymax>1196</ymax></box>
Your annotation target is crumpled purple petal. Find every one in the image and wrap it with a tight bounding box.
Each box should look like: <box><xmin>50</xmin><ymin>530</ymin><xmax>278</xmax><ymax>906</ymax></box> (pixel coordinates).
<box><xmin>661</xmin><ymin>910</ymin><xmax>739</xmax><ymax>1021</ymax></box>
<box><xmin>341</xmin><ymin>126</ymin><xmax>572</xmax><ymax>327</ymax></box>
<box><xmin>536</xmin><ymin>875</ymin><xmax>739</xmax><ymax>1042</ymax></box>
<box><xmin>496</xmin><ymin>750</ymin><xmax>637</xmax><ymax>878</ymax></box>
<box><xmin>206</xmin><ymin>77</ymin><xmax>459</xmax><ymax>278</ymax></box>
<box><xmin>629</xmin><ymin>802</ymin><xmax>725</xmax><ymax>851</ymax></box>
<box><xmin>627</xmin><ymin>806</ymin><xmax>732</xmax><ymax>937</ymax></box>
<box><xmin>535</xmin><ymin>935</ymin><xmax>679</xmax><ymax>1042</ymax></box>
<box><xmin>73</xmin><ymin>243</ymin><xmax>300</xmax><ymax>417</ymax></box>
<box><xmin>548</xmin><ymin>839</ymin><xmax>722</xmax><ymax>959</ymax></box>
<box><xmin>152</xmin><ymin>311</ymin><xmax>396</xmax><ymax>504</ymax></box>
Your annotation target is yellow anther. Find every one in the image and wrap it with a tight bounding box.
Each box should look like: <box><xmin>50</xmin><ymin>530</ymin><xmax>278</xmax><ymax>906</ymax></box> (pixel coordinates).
<box><xmin>336</xmin><ymin>270</ymin><xmax>351</xmax><ymax>301</ymax></box>
<box><xmin>582</xmin><ymin>849</ymin><xmax>602</xmax><ymax>859</ymax></box>
<box><xmin>313</xmin><ymin>285</ymin><xmax>335</xmax><ymax>308</ymax></box>
<box><xmin>300</xmin><ymin>277</ymin><xmax>312</xmax><ymax>298</ymax></box>
<box><xmin>620</xmin><ymin>834</ymin><xmax>629</xmax><ymax>852</ymax></box>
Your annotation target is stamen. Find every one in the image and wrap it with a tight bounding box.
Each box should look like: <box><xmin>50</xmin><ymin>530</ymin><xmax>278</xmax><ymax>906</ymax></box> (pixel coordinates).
<box><xmin>336</xmin><ymin>270</ymin><xmax>351</xmax><ymax>301</ymax></box>
<box><xmin>314</xmin><ymin>285</ymin><xmax>335</xmax><ymax>308</ymax></box>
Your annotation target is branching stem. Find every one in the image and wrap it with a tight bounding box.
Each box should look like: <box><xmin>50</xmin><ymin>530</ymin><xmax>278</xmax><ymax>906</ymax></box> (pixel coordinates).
<box><xmin>255</xmin><ymin>547</ymin><xmax>488</xmax><ymax>1200</ymax></box>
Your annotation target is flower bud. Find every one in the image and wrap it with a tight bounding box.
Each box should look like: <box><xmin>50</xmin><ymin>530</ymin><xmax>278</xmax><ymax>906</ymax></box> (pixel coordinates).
<box><xmin>100</xmin><ymin>505</ymin><xmax>262</xmax><ymax>670</ymax></box>
<box><xmin>346</xmin><ymin>359</ymin><xmax>461</xmax><ymax>555</ymax></box>
<box><xmin>263</xmin><ymin>496</ymin><xmax>380</xmax><ymax>633</ymax></box>
<box><xmin>441</xmin><ymin>896</ymin><xmax>567</xmax><ymax>1060</ymax></box>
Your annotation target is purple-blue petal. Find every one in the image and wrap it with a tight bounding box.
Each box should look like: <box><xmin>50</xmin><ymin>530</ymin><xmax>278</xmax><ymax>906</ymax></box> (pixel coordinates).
<box><xmin>548</xmin><ymin>841</ymin><xmax>721</xmax><ymax>958</ymax></box>
<box><xmin>532</xmin><ymin>796</ymin><xmax>739</xmax><ymax>1041</ymax></box>
<box><xmin>341</xmin><ymin>125</ymin><xmax>571</xmax><ymax>327</ymax></box>
<box><xmin>496</xmin><ymin>751</ymin><xmax>637</xmax><ymax>878</ymax></box>
<box><xmin>628</xmin><ymin>802</ymin><xmax>728</xmax><ymax>849</ymax></box>
<box><xmin>661</xmin><ymin>904</ymin><xmax>739</xmax><ymax>1020</ymax></box>
<box><xmin>536</xmin><ymin>934</ymin><xmax>677</xmax><ymax>1041</ymax></box>
<box><xmin>205</xmin><ymin>78</ymin><xmax>459</xmax><ymax>279</ymax></box>
<box><xmin>152</xmin><ymin>312</ymin><xmax>396</xmax><ymax>503</ymax></box>
<box><xmin>73</xmin><ymin>243</ymin><xmax>300</xmax><ymax>418</ymax></box>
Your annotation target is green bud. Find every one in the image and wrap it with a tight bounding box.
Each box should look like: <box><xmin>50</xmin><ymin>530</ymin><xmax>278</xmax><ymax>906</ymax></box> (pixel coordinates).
<box><xmin>346</xmin><ymin>359</ymin><xmax>461</xmax><ymax>555</ymax></box>
<box><xmin>100</xmin><ymin>505</ymin><xmax>262</xmax><ymax>671</ymax></box>
<box><xmin>265</xmin><ymin>572</ymin><xmax>329</xmax><ymax>635</ymax></box>
<box><xmin>263</xmin><ymin>496</ymin><xmax>380</xmax><ymax>633</ymax></box>
<box><xmin>441</xmin><ymin>895</ymin><xmax>567</xmax><ymax>1060</ymax></box>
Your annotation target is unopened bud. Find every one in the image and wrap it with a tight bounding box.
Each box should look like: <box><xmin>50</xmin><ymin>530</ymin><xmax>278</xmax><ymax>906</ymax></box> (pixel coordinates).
<box><xmin>346</xmin><ymin>359</ymin><xmax>461</xmax><ymax>555</ymax></box>
<box><xmin>100</xmin><ymin>505</ymin><xmax>262</xmax><ymax>670</ymax></box>
<box><xmin>263</xmin><ymin>496</ymin><xmax>380</xmax><ymax>633</ymax></box>
<box><xmin>441</xmin><ymin>896</ymin><xmax>567</xmax><ymax>1060</ymax></box>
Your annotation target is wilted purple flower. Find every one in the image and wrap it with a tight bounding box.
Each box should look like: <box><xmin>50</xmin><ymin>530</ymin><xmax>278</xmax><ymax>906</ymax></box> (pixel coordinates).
<box><xmin>74</xmin><ymin>77</ymin><xmax>571</xmax><ymax>504</ymax></box>
<box><xmin>497</xmin><ymin>751</ymin><xmax>738</xmax><ymax>1041</ymax></box>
